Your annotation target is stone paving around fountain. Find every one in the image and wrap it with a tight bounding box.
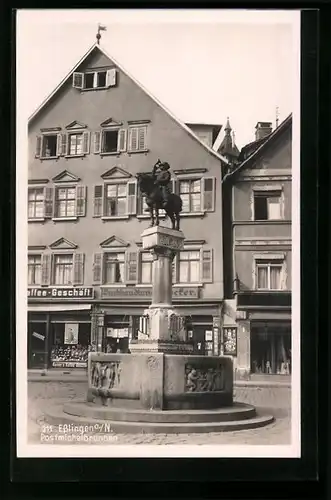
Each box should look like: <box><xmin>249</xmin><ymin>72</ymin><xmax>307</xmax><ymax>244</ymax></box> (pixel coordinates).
<box><xmin>28</xmin><ymin>381</ymin><xmax>291</xmax><ymax>446</ymax></box>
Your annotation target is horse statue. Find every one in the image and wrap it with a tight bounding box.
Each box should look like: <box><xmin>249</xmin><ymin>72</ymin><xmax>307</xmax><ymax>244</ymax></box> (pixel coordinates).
<box><xmin>136</xmin><ymin>160</ymin><xmax>182</xmax><ymax>230</ymax></box>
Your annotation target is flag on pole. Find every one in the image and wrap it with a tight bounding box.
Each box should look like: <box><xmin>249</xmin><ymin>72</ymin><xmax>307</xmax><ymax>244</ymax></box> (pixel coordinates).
<box><xmin>98</xmin><ymin>24</ymin><xmax>107</xmax><ymax>32</ymax></box>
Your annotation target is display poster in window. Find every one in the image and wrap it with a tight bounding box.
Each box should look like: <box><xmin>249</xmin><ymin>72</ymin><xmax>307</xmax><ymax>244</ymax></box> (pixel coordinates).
<box><xmin>106</xmin><ymin>327</ymin><xmax>114</xmax><ymax>337</ymax></box>
<box><xmin>223</xmin><ymin>327</ymin><xmax>237</xmax><ymax>356</ymax></box>
<box><xmin>64</xmin><ymin>323</ymin><xmax>79</xmax><ymax>345</ymax></box>
<box><xmin>106</xmin><ymin>328</ymin><xmax>128</xmax><ymax>338</ymax></box>
<box><xmin>205</xmin><ymin>330</ymin><xmax>213</xmax><ymax>341</ymax></box>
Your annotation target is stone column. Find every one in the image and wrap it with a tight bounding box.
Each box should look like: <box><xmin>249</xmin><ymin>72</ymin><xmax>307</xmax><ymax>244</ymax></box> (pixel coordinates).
<box><xmin>129</xmin><ymin>225</ymin><xmax>193</xmax><ymax>355</ymax></box>
<box><xmin>236</xmin><ymin>319</ymin><xmax>251</xmax><ymax>379</ymax></box>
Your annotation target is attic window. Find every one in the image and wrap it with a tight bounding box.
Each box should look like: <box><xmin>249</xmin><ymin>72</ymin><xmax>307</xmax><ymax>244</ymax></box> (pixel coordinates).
<box><xmin>72</xmin><ymin>69</ymin><xmax>117</xmax><ymax>90</ymax></box>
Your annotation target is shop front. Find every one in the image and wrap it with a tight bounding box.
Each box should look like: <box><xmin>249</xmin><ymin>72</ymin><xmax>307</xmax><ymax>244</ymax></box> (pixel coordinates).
<box><xmin>28</xmin><ymin>287</ymin><xmax>94</xmax><ymax>369</ymax></box>
<box><xmin>250</xmin><ymin>321</ymin><xmax>291</xmax><ymax>375</ymax></box>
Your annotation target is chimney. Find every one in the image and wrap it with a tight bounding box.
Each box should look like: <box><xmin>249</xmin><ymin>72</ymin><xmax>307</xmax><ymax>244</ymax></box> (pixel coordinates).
<box><xmin>255</xmin><ymin>121</ymin><xmax>272</xmax><ymax>141</ymax></box>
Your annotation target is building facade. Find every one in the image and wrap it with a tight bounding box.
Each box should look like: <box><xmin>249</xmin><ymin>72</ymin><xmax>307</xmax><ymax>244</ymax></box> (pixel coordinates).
<box><xmin>27</xmin><ymin>43</ymin><xmax>228</xmax><ymax>369</ymax></box>
<box><xmin>222</xmin><ymin>115</ymin><xmax>292</xmax><ymax>377</ymax></box>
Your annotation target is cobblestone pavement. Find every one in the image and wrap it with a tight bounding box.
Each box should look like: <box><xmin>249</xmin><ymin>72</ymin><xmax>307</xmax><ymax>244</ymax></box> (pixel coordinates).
<box><xmin>28</xmin><ymin>382</ymin><xmax>291</xmax><ymax>446</ymax></box>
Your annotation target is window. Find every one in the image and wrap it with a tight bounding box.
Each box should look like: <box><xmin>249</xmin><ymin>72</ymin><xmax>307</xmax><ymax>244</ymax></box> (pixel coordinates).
<box><xmin>179</xmin><ymin>179</ymin><xmax>201</xmax><ymax>213</ymax></box>
<box><xmin>254</xmin><ymin>191</ymin><xmax>282</xmax><ymax>220</ymax></box>
<box><xmin>68</xmin><ymin>133</ymin><xmax>83</xmax><ymax>155</ymax></box>
<box><xmin>41</xmin><ymin>134</ymin><xmax>57</xmax><ymax>158</ymax></box>
<box><xmin>55</xmin><ymin>187</ymin><xmax>76</xmax><ymax>217</ymax></box>
<box><xmin>104</xmin><ymin>253</ymin><xmax>125</xmax><ymax>284</ymax></box>
<box><xmin>256</xmin><ymin>260</ymin><xmax>283</xmax><ymax>290</ymax></box>
<box><xmin>28</xmin><ymin>255</ymin><xmax>41</xmax><ymax>285</ymax></box>
<box><xmin>53</xmin><ymin>254</ymin><xmax>73</xmax><ymax>285</ymax></box>
<box><xmin>128</xmin><ymin>126</ymin><xmax>147</xmax><ymax>152</ymax></box>
<box><xmin>103</xmin><ymin>130</ymin><xmax>119</xmax><ymax>153</ymax></box>
<box><xmin>105</xmin><ymin>184</ymin><xmax>127</xmax><ymax>216</ymax></box>
<box><xmin>72</xmin><ymin>69</ymin><xmax>117</xmax><ymax>90</ymax></box>
<box><xmin>140</xmin><ymin>252</ymin><xmax>153</xmax><ymax>284</ymax></box>
<box><xmin>179</xmin><ymin>251</ymin><xmax>200</xmax><ymax>283</ymax></box>
<box><xmin>28</xmin><ymin>188</ymin><xmax>44</xmax><ymax>218</ymax></box>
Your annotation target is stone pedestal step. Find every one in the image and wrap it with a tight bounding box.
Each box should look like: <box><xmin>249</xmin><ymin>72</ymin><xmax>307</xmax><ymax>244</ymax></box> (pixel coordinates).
<box><xmin>64</xmin><ymin>401</ymin><xmax>257</xmax><ymax>423</ymax></box>
<box><xmin>42</xmin><ymin>403</ymin><xmax>274</xmax><ymax>434</ymax></box>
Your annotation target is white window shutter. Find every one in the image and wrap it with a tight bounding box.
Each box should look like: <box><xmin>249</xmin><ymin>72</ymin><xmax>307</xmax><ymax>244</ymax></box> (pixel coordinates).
<box><xmin>56</xmin><ymin>134</ymin><xmax>62</xmax><ymax>156</ymax></box>
<box><xmin>92</xmin><ymin>253</ymin><xmax>103</xmax><ymax>284</ymax></box>
<box><xmin>117</xmin><ymin>129</ymin><xmax>127</xmax><ymax>152</ymax></box>
<box><xmin>76</xmin><ymin>185</ymin><xmax>87</xmax><ymax>217</ymax></box>
<box><xmin>202</xmin><ymin>177</ymin><xmax>216</xmax><ymax>212</ymax></box>
<box><xmin>73</xmin><ymin>253</ymin><xmax>85</xmax><ymax>285</ymax></box>
<box><xmin>35</xmin><ymin>136</ymin><xmax>42</xmax><ymax>158</ymax></box>
<box><xmin>93</xmin><ymin>185</ymin><xmax>104</xmax><ymax>217</ymax></box>
<box><xmin>200</xmin><ymin>247</ymin><xmax>213</xmax><ymax>283</ymax></box>
<box><xmin>72</xmin><ymin>72</ymin><xmax>84</xmax><ymax>89</ymax></box>
<box><xmin>82</xmin><ymin>131</ymin><xmax>90</xmax><ymax>154</ymax></box>
<box><xmin>126</xmin><ymin>251</ymin><xmax>138</xmax><ymax>284</ymax></box>
<box><xmin>127</xmin><ymin>180</ymin><xmax>137</xmax><ymax>215</ymax></box>
<box><xmin>44</xmin><ymin>187</ymin><xmax>54</xmax><ymax>218</ymax></box>
<box><xmin>93</xmin><ymin>72</ymin><xmax>98</xmax><ymax>89</ymax></box>
<box><xmin>59</xmin><ymin>134</ymin><xmax>67</xmax><ymax>156</ymax></box>
<box><xmin>93</xmin><ymin>132</ymin><xmax>101</xmax><ymax>154</ymax></box>
<box><xmin>41</xmin><ymin>253</ymin><xmax>52</xmax><ymax>285</ymax></box>
<box><xmin>129</xmin><ymin>128</ymin><xmax>138</xmax><ymax>151</ymax></box>
<box><xmin>106</xmin><ymin>68</ymin><xmax>117</xmax><ymax>87</ymax></box>
<box><xmin>138</xmin><ymin>127</ymin><xmax>146</xmax><ymax>150</ymax></box>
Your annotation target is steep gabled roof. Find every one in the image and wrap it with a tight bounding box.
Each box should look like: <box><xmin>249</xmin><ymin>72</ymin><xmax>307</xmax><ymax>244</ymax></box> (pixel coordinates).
<box><xmin>222</xmin><ymin>113</ymin><xmax>292</xmax><ymax>183</ymax></box>
<box><xmin>29</xmin><ymin>43</ymin><xmax>229</xmax><ymax>166</ymax></box>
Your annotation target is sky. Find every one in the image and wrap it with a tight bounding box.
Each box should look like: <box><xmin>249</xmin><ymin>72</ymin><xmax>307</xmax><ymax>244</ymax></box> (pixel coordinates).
<box><xmin>17</xmin><ymin>9</ymin><xmax>300</xmax><ymax>149</ymax></box>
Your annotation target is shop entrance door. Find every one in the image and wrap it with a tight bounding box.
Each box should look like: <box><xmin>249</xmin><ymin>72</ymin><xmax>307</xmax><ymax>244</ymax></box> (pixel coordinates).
<box><xmin>28</xmin><ymin>322</ymin><xmax>47</xmax><ymax>369</ymax></box>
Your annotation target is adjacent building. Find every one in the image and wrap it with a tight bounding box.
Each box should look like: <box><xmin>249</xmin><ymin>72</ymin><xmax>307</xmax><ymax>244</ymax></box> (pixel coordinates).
<box><xmin>222</xmin><ymin>115</ymin><xmax>292</xmax><ymax>377</ymax></box>
<box><xmin>27</xmin><ymin>42</ymin><xmax>229</xmax><ymax>369</ymax></box>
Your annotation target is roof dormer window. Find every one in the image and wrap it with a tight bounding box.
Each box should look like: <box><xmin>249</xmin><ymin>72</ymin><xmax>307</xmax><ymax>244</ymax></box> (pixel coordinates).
<box><xmin>72</xmin><ymin>68</ymin><xmax>117</xmax><ymax>91</ymax></box>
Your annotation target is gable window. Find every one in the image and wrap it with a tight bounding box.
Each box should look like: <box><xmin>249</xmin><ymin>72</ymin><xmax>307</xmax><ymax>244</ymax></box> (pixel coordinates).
<box><xmin>53</xmin><ymin>254</ymin><xmax>73</xmax><ymax>285</ymax></box>
<box><xmin>105</xmin><ymin>184</ymin><xmax>127</xmax><ymax>216</ymax></box>
<box><xmin>254</xmin><ymin>191</ymin><xmax>282</xmax><ymax>220</ymax></box>
<box><xmin>55</xmin><ymin>187</ymin><xmax>76</xmax><ymax>217</ymax></box>
<box><xmin>72</xmin><ymin>69</ymin><xmax>117</xmax><ymax>90</ymax></box>
<box><xmin>140</xmin><ymin>252</ymin><xmax>153</xmax><ymax>284</ymax></box>
<box><xmin>28</xmin><ymin>188</ymin><xmax>44</xmax><ymax>218</ymax></box>
<box><xmin>41</xmin><ymin>134</ymin><xmax>57</xmax><ymax>158</ymax></box>
<box><xmin>104</xmin><ymin>253</ymin><xmax>125</xmax><ymax>284</ymax></box>
<box><xmin>173</xmin><ymin>247</ymin><xmax>213</xmax><ymax>284</ymax></box>
<box><xmin>255</xmin><ymin>259</ymin><xmax>284</xmax><ymax>290</ymax></box>
<box><xmin>28</xmin><ymin>255</ymin><xmax>42</xmax><ymax>285</ymax></box>
<box><xmin>128</xmin><ymin>126</ymin><xmax>147</xmax><ymax>152</ymax></box>
<box><xmin>93</xmin><ymin>180</ymin><xmax>137</xmax><ymax>218</ymax></box>
<box><xmin>68</xmin><ymin>133</ymin><xmax>83</xmax><ymax>155</ymax></box>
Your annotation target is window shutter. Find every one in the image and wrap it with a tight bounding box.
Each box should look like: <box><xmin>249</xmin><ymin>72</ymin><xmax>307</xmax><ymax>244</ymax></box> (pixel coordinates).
<box><xmin>172</xmin><ymin>255</ymin><xmax>178</xmax><ymax>284</ymax></box>
<box><xmin>138</xmin><ymin>127</ymin><xmax>146</xmax><ymax>150</ymax></box>
<box><xmin>76</xmin><ymin>185</ymin><xmax>87</xmax><ymax>217</ymax></box>
<box><xmin>73</xmin><ymin>253</ymin><xmax>85</xmax><ymax>285</ymax></box>
<box><xmin>127</xmin><ymin>180</ymin><xmax>137</xmax><ymax>215</ymax></box>
<box><xmin>35</xmin><ymin>136</ymin><xmax>42</xmax><ymax>158</ymax></box>
<box><xmin>93</xmin><ymin>131</ymin><xmax>101</xmax><ymax>154</ymax></box>
<box><xmin>202</xmin><ymin>177</ymin><xmax>216</xmax><ymax>212</ymax></box>
<box><xmin>92</xmin><ymin>253</ymin><xmax>103</xmax><ymax>284</ymax></box>
<box><xmin>72</xmin><ymin>72</ymin><xmax>84</xmax><ymax>89</ymax></box>
<box><xmin>201</xmin><ymin>248</ymin><xmax>213</xmax><ymax>283</ymax></box>
<box><xmin>82</xmin><ymin>131</ymin><xmax>90</xmax><ymax>154</ymax></box>
<box><xmin>44</xmin><ymin>187</ymin><xmax>54</xmax><ymax>218</ymax></box>
<box><xmin>59</xmin><ymin>133</ymin><xmax>67</xmax><ymax>156</ymax></box>
<box><xmin>106</xmin><ymin>68</ymin><xmax>117</xmax><ymax>87</ymax></box>
<box><xmin>55</xmin><ymin>134</ymin><xmax>61</xmax><ymax>157</ymax></box>
<box><xmin>41</xmin><ymin>254</ymin><xmax>52</xmax><ymax>285</ymax></box>
<box><xmin>126</xmin><ymin>251</ymin><xmax>138</xmax><ymax>283</ymax></box>
<box><xmin>117</xmin><ymin>129</ymin><xmax>127</xmax><ymax>152</ymax></box>
<box><xmin>93</xmin><ymin>185</ymin><xmax>104</xmax><ymax>217</ymax></box>
<box><xmin>129</xmin><ymin>128</ymin><xmax>138</xmax><ymax>151</ymax></box>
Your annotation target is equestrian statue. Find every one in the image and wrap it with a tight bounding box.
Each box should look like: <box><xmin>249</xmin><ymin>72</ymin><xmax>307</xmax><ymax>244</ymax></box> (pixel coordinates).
<box><xmin>136</xmin><ymin>159</ymin><xmax>182</xmax><ymax>230</ymax></box>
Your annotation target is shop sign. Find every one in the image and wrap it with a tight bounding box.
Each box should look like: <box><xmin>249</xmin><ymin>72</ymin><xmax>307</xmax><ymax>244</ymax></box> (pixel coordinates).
<box><xmin>223</xmin><ymin>327</ymin><xmax>237</xmax><ymax>356</ymax></box>
<box><xmin>32</xmin><ymin>331</ymin><xmax>45</xmax><ymax>341</ymax></box>
<box><xmin>28</xmin><ymin>287</ymin><xmax>94</xmax><ymax>299</ymax></box>
<box><xmin>106</xmin><ymin>327</ymin><xmax>128</xmax><ymax>338</ymax></box>
<box><xmin>101</xmin><ymin>286</ymin><xmax>199</xmax><ymax>299</ymax></box>
<box><xmin>51</xmin><ymin>361</ymin><xmax>87</xmax><ymax>368</ymax></box>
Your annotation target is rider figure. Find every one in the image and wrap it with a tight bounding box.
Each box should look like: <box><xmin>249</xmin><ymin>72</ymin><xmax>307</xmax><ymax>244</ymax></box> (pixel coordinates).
<box><xmin>152</xmin><ymin>159</ymin><xmax>171</xmax><ymax>207</ymax></box>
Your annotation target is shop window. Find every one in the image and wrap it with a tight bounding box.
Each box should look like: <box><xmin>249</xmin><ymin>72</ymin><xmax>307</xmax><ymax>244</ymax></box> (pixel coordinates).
<box><xmin>256</xmin><ymin>260</ymin><xmax>283</xmax><ymax>290</ymax></box>
<box><xmin>251</xmin><ymin>324</ymin><xmax>291</xmax><ymax>375</ymax></box>
<box><xmin>140</xmin><ymin>252</ymin><xmax>153</xmax><ymax>284</ymax></box>
<box><xmin>254</xmin><ymin>191</ymin><xmax>282</xmax><ymax>220</ymax></box>
<box><xmin>104</xmin><ymin>252</ymin><xmax>125</xmax><ymax>284</ymax></box>
<box><xmin>53</xmin><ymin>254</ymin><xmax>73</xmax><ymax>285</ymax></box>
<box><xmin>28</xmin><ymin>188</ymin><xmax>45</xmax><ymax>219</ymax></box>
<box><xmin>28</xmin><ymin>255</ymin><xmax>42</xmax><ymax>285</ymax></box>
<box><xmin>50</xmin><ymin>322</ymin><xmax>91</xmax><ymax>368</ymax></box>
